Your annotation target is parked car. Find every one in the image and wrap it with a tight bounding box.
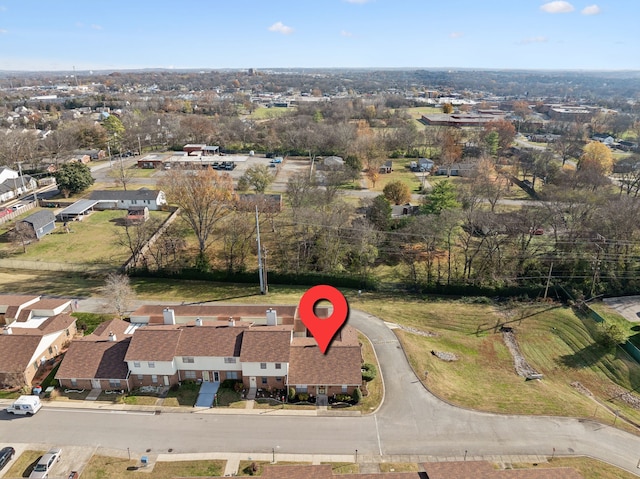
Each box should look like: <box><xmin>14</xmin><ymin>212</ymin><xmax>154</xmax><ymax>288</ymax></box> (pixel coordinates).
<box><xmin>10</xmin><ymin>203</ymin><xmax>25</xmax><ymax>211</ymax></box>
<box><xmin>29</xmin><ymin>448</ymin><xmax>61</xmax><ymax>479</ymax></box>
<box><xmin>0</xmin><ymin>447</ymin><xmax>15</xmax><ymax>472</ymax></box>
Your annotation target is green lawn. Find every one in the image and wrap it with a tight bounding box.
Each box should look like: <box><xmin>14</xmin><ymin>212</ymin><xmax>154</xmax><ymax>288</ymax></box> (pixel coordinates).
<box><xmin>349</xmin><ymin>296</ymin><xmax>640</xmax><ymax>425</ymax></box>
<box><xmin>83</xmin><ymin>455</ymin><xmax>225</xmax><ymax>479</ymax></box>
<box><xmin>0</xmin><ymin>209</ymin><xmax>171</xmax><ymax>268</ymax></box>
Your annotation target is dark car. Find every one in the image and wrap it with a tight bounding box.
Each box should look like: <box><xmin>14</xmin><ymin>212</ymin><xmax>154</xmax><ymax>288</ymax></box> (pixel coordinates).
<box><xmin>0</xmin><ymin>447</ymin><xmax>15</xmax><ymax>471</ymax></box>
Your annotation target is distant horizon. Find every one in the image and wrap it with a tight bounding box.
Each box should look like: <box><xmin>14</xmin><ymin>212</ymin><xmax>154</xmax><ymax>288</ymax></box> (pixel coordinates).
<box><xmin>1</xmin><ymin>1</ymin><xmax>638</xmax><ymax>72</ymax></box>
<box><xmin>2</xmin><ymin>66</ymin><xmax>640</xmax><ymax>76</ymax></box>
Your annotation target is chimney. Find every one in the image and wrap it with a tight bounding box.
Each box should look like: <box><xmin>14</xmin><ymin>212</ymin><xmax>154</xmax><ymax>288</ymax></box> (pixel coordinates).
<box><xmin>195</xmin><ymin>317</ymin><xmax>203</xmax><ymax>327</ymax></box>
<box><xmin>2</xmin><ymin>326</ymin><xmax>12</xmax><ymax>335</ymax></box>
<box><xmin>266</xmin><ymin>308</ymin><xmax>278</xmax><ymax>326</ymax></box>
<box><xmin>163</xmin><ymin>308</ymin><xmax>176</xmax><ymax>325</ymax></box>
<box><xmin>228</xmin><ymin>316</ymin><xmax>235</xmax><ymax>327</ymax></box>
<box><xmin>108</xmin><ymin>331</ymin><xmax>117</xmax><ymax>342</ymax></box>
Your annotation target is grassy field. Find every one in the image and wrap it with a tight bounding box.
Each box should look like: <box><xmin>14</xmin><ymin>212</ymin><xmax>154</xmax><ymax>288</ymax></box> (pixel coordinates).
<box><xmin>82</xmin><ymin>455</ymin><xmax>225</xmax><ymax>479</ymax></box>
<box><xmin>512</xmin><ymin>456</ymin><xmax>640</xmax><ymax>479</ymax></box>
<box><xmin>348</xmin><ymin>295</ymin><xmax>640</xmax><ymax>424</ymax></box>
<box><xmin>247</xmin><ymin>106</ymin><xmax>292</xmax><ymax>120</ymax></box>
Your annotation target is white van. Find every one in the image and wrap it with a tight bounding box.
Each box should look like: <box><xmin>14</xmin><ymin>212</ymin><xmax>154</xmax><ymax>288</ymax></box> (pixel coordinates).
<box><xmin>5</xmin><ymin>395</ymin><xmax>42</xmax><ymax>416</ymax></box>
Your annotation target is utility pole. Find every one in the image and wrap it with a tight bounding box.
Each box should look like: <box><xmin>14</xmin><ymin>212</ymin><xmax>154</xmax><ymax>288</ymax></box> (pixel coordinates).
<box><xmin>543</xmin><ymin>262</ymin><xmax>553</xmax><ymax>299</ymax></box>
<box><xmin>256</xmin><ymin>206</ymin><xmax>265</xmax><ymax>294</ymax></box>
<box><xmin>16</xmin><ymin>162</ymin><xmax>27</xmax><ymax>197</ymax></box>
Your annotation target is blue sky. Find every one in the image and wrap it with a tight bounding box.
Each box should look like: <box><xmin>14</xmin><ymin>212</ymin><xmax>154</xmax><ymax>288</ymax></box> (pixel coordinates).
<box><xmin>0</xmin><ymin>1</ymin><xmax>637</xmax><ymax>71</ymax></box>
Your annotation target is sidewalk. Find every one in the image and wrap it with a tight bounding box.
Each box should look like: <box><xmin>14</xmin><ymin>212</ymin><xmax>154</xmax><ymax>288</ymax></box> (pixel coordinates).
<box><xmin>0</xmin><ymin>396</ymin><xmax>359</xmax><ymax>417</ymax></box>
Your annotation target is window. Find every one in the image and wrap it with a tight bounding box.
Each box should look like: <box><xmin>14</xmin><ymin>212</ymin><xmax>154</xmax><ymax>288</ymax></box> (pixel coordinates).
<box><xmin>48</xmin><ymin>346</ymin><xmax>53</xmax><ymax>355</ymax></box>
<box><xmin>33</xmin><ymin>362</ymin><xmax>38</xmax><ymax>371</ymax></box>
<box><xmin>260</xmin><ymin>363</ymin><xmax>267</xmax><ymax>369</ymax></box>
<box><xmin>137</xmin><ymin>375</ymin><xmax>143</xmax><ymax>381</ymax></box>
<box><xmin>148</xmin><ymin>361</ymin><xmax>155</xmax><ymax>368</ymax></box>
<box><xmin>133</xmin><ymin>361</ymin><xmax>141</xmax><ymax>368</ymax></box>
<box><xmin>261</xmin><ymin>377</ymin><xmax>268</xmax><ymax>385</ymax></box>
<box><xmin>182</xmin><ymin>357</ymin><xmax>194</xmax><ymax>364</ymax></box>
<box><xmin>224</xmin><ymin>357</ymin><xmax>237</xmax><ymax>364</ymax></box>
<box><xmin>275</xmin><ymin>377</ymin><xmax>282</xmax><ymax>382</ymax></box>
<box><xmin>227</xmin><ymin>371</ymin><xmax>238</xmax><ymax>380</ymax></box>
<box><xmin>184</xmin><ymin>371</ymin><xmax>196</xmax><ymax>379</ymax></box>
<box><xmin>275</xmin><ymin>363</ymin><xmax>282</xmax><ymax>370</ymax></box>
<box><xmin>65</xmin><ymin>329</ymin><xmax>70</xmax><ymax>337</ymax></box>
<box><xmin>70</xmin><ymin>379</ymin><xmax>77</xmax><ymax>387</ymax></box>
<box><xmin>151</xmin><ymin>375</ymin><xmax>158</xmax><ymax>383</ymax></box>
<box><xmin>342</xmin><ymin>385</ymin><xmax>348</xmax><ymax>393</ymax></box>
<box><xmin>109</xmin><ymin>380</ymin><xmax>121</xmax><ymax>388</ymax></box>
<box><xmin>296</xmin><ymin>385</ymin><xmax>307</xmax><ymax>393</ymax></box>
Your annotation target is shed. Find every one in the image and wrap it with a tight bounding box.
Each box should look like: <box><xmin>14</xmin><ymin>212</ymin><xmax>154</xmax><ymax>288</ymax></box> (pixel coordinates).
<box><xmin>19</xmin><ymin>210</ymin><xmax>55</xmax><ymax>239</ymax></box>
<box><xmin>126</xmin><ymin>206</ymin><xmax>149</xmax><ymax>224</ymax></box>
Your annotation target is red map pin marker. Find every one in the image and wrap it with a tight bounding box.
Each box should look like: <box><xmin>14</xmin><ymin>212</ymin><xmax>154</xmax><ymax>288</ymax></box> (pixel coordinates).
<box><xmin>298</xmin><ymin>285</ymin><xmax>349</xmax><ymax>354</ymax></box>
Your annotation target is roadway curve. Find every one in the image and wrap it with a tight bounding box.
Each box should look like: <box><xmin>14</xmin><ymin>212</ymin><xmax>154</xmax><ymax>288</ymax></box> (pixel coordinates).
<box><xmin>2</xmin><ymin>306</ymin><xmax>639</xmax><ymax>474</ymax></box>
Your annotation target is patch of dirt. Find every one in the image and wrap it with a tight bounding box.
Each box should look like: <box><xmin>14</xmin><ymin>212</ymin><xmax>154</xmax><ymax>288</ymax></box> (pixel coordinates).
<box><xmin>501</xmin><ymin>327</ymin><xmax>542</xmax><ymax>380</ymax></box>
<box><xmin>398</xmin><ymin>325</ymin><xmax>437</xmax><ymax>337</ymax></box>
<box><xmin>431</xmin><ymin>350</ymin><xmax>458</xmax><ymax>361</ymax></box>
<box><xmin>570</xmin><ymin>381</ymin><xmax>593</xmax><ymax>397</ymax></box>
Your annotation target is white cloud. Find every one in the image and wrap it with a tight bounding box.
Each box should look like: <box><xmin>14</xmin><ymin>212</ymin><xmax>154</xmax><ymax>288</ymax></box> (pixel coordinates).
<box><xmin>268</xmin><ymin>21</ymin><xmax>294</xmax><ymax>35</ymax></box>
<box><xmin>91</xmin><ymin>24</ymin><xmax>103</xmax><ymax>30</ymax></box>
<box><xmin>449</xmin><ymin>31</ymin><xmax>463</xmax><ymax>39</ymax></box>
<box><xmin>0</xmin><ymin>29</ymin><xmax>7</xmax><ymax>34</ymax></box>
<box><xmin>540</xmin><ymin>1</ymin><xmax>574</xmax><ymax>13</ymax></box>
<box><xmin>581</xmin><ymin>4</ymin><xmax>601</xmax><ymax>15</ymax></box>
<box><xmin>340</xmin><ymin>30</ymin><xmax>353</xmax><ymax>37</ymax></box>
<box><xmin>519</xmin><ymin>36</ymin><xmax>549</xmax><ymax>44</ymax></box>
<box><xmin>0</xmin><ymin>6</ymin><xmax>6</xmax><ymax>12</ymax></box>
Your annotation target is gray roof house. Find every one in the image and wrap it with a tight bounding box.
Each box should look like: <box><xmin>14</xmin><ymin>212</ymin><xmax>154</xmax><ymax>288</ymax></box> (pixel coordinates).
<box><xmin>19</xmin><ymin>210</ymin><xmax>56</xmax><ymax>239</ymax></box>
<box><xmin>89</xmin><ymin>189</ymin><xmax>167</xmax><ymax>211</ymax></box>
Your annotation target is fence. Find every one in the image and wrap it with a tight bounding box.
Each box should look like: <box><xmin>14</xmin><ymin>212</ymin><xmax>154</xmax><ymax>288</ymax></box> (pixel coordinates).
<box><xmin>0</xmin><ymin>200</ymin><xmax>37</xmax><ymax>225</ymax></box>
<box><xmin>582</xmin><ymin>303</ymin><xmax>640</xmax><ymax>365</ymax></box>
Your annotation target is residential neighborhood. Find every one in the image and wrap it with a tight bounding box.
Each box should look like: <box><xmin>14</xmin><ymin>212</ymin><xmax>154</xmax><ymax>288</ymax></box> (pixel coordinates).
<box><xmin>3</xmin><ymin>57</ymin><xmax>640</xmax><ymax>479</ymax></box>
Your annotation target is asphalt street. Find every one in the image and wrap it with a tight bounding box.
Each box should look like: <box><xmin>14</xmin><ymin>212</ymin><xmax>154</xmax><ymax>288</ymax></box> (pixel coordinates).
<box><xmin>3</xmin><ymin>298</ymin><xmax>640</xmax><ymax>475</ymax></box>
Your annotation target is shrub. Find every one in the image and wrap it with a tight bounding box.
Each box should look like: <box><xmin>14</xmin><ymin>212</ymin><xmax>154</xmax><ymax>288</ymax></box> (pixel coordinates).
<box><xmin>335</xmin><ymin>394</ymin><xmax>351</xmax><ymax>402</ymax></box>
<box><xmin>361</xmin><ymin>363</ymin><xmax>377</xmax><ymax>382</ymax></box>
<box><xmin>297</xmin><ymin>392</ymin><xmax>310</xmax><ymax>402</ymax></box>
<box><xmin>288</xmin><ymin>387</ymin><xmax>296</xmax><ymax>401</ymax></box>
<box><xmin>352</xmin><ymin>387</ymin><xmax>362</xmax><ymax>404</ymax></box>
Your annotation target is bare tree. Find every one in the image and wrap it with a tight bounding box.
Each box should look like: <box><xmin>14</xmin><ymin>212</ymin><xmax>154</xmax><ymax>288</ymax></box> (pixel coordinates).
<box><xmin>100</xmin><ymin>273</ymin><xmax>136</xmax><ymax>320</ymax></box>
<box><xmin>10</xmin><ymin>222</ymin><xmax>36</xmax><ymax>253</ymax></box>
<box><xmin>159</xmin><ymin>166</ymin><xmax>235</xmax><ymax>268</ymax></box>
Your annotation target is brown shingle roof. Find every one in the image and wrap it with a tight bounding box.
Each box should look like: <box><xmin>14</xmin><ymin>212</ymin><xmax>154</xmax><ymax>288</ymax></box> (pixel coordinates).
<box><xmin>56</xmin><ymin>338</ymin><xmax>131</xmax><ymax>380</ymax></box>
<box><xmin>176</xmin><ymin>325</ymin><xmax>245</xmax><ymax>357</ymax></box>
<box><xmin>0</xmin><ymin>335</ymin><xmax>42</xmax><ymax>373</ymax></box>
<box><xmin>208</xmin><ymin>465</ymin><xmax>422</xmax><ymax>479</ymax></box>
<box><xmin>0</xmin><ymin>294</ymin><xmax>40</xmax><ymax>307</ymax></box>
<box><xmin>29</xmin><ymin>298</ymin><xmax>72</xmax><ymax>310</ymax></box>
<box><xmin>239</xmin><ymin>328</ymin><xmax>292</xmax><ymax>362</ymax></box>
<box><xmin>288</xmin><ymin>344</ymin><xmax>362</xmax><ymax>385</ymax></box>
<box><xmin>37</xmin><ymin>313</ymin><xmax>76</xmax><ymax>334</ymax></box>
<box><xmin>124</xmin><ymin>328</ymin><xmax>181</xmax><ymax>361</ymax></box>
<box><xmin>91</xmin><ymin>319</ymin><xmax>132</xmax><ymax>339</ymax></box>
<box><xmin>422</xmin><ymin>461</ymin><xmax>584</xmax><ymax>479</ymax></box>
<box><xmin>131</xmin><ymin>304</ymin><xmax>298</xmax><ymax>322</ymax></box>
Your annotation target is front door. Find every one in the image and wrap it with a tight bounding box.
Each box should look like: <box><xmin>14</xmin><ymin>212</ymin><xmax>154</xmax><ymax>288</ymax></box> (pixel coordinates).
<box><xmin>163</xmin><ymin>376</ymin><xmax>169</xmax><ymax>386</ymax></box>
<box><xmin>250</xmin><ymin>377</ymin><xmax>257</xmax><ymax>388</ymax></box>
<box><xmin>91</xmin><ymin>379</ymin><xmax>101</xmax><ymax>389</ymax></box>
<box><xmin>202</xmin><ymin>371</ymin><xmax>209</xmax><ymax>382</ymax></box>
<box><xmin>213</xmin><ymin>371</ymin><xmax>220</xmax><ymax>382</ymax></box>
<box><xmin>317</xmin><ymin>385</ymin><xmax>326</xmax><ymax>395</ymax></box>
